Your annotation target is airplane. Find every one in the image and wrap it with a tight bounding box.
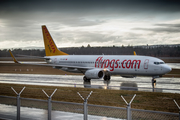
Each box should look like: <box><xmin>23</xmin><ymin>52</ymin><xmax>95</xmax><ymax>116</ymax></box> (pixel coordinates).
<box><xmin>9</xmin><ymin>25</ymin><xmax>172</xmax><ymax>86</ymax></box>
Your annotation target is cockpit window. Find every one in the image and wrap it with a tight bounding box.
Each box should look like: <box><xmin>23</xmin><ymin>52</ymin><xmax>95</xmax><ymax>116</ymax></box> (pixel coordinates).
<box><xmin>154</xmin><ymin>62</ymin><xmax>165</xmax><ymax>65</ymax></box>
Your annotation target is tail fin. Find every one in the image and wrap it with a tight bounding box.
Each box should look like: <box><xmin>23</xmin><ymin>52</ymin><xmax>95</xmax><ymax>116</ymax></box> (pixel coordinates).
<box><xmin>42</xmin><ymin>25</ymin><xmax>68</xmax><ymax>56</ymax></box>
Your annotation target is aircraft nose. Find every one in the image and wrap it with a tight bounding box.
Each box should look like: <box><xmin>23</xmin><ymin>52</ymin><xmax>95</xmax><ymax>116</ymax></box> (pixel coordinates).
<box><xmin>164</xmin><ymin>65</ymin><xmax>172</xmax><ymax>74</ymax></box>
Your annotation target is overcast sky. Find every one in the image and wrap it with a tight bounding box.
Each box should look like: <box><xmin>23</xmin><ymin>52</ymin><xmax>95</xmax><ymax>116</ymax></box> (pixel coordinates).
<box><xmin>0</xmin><ymin>0</ymin><xmax>180</xmax><ymax>49</ymax></box>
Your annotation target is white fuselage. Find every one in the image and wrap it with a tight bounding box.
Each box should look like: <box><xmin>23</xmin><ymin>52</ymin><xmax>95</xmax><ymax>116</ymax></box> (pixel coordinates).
<box><xmin>46</xmin><ymin>55</ymin><xmax>171</xmax><ymax>77</ymax></box>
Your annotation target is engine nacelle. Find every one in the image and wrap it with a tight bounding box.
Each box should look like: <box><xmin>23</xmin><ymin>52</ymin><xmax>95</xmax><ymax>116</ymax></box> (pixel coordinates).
<box><xmin>85</xmin><ymin>69</ymin><xmax>104</xmax><ymax>79</ymax></box>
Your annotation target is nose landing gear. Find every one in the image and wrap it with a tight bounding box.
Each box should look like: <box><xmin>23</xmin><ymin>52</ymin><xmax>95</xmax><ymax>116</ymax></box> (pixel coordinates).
<box><xmin>152</xmin><ymin>77</ymin><xmax>156</xmax><ymax>92</ymax></box>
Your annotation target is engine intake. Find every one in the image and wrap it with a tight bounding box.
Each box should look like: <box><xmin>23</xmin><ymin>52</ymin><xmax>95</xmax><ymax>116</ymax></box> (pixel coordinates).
<box><xmin>85</xmin><ymin>69</ymin><xmax>104</xmax><ymax>79</ymax></box>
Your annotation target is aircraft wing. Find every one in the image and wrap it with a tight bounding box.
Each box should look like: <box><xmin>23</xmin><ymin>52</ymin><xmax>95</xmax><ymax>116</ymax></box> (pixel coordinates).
<box><xmin>16</xmin><ymin>54</ymin><xmax>45</xmax><ymax>59</ymax></box>
<box><xmin>15</xmin><ymin>61</ymin><xmax>94</xmax><ymax>70</ymax></box>
<box><xmin>9</xmin><ymin>50</ymin><xmax>94</xmax><ymax>70</ymax></box>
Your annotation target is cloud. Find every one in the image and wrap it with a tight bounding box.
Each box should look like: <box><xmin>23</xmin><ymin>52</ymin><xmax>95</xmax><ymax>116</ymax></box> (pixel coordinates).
<box><xmin>56</xmin><ymin>31</ymin><xmax>116</xmax><ymax>43</ymax></box>
<box><xmin>155</xmin><ymin>23</ymin><xmax>180</xmax><ymax>28</ymax></box>
<box><xmin>133</xmin><ymin>27</ymin><xmax>180</xmax><ymax>33</ymax></box>
<box><xmin>57</xmin><ymin>18</ymin><xmax>105</xmax><ymax>27</ymax></box>
<box><xmin>133</xmin><ymin>23</ymin><xmax>180</xmax><ymax>33</ymax></box>
<box><xmin>0</xmin><ymin>0</ymin><xmax>180</xmax><ymax>49</ymax></box>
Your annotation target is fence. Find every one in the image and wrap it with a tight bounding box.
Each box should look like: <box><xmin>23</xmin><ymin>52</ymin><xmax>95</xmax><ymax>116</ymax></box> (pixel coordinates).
<box><xmin>0</xmin><ymin>87</ymin><xmax>179</xmax><ymax>120</ymax></box>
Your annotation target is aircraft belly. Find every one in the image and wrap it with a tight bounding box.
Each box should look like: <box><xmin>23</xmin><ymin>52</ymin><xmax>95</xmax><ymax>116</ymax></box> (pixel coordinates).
<box><xmin>60</xmin><ymin>68</ymin><xmax>82</xmax><ymax>73</ymax></box>
<box><xmin>112</xmin><ymin>68</ymin><xmax>137</xmax><ymax>76</ymax></box>
<box><xmin>112</xmin><ymin>68</ymin><xmax>161</xmax><ymax>76</ymax></box>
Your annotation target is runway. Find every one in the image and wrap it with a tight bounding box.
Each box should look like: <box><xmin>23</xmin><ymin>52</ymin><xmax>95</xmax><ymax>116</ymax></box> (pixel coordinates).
<box><xmin>0</xmin><ymin>73</ymin><xmax>180</xmax><ymax>93</ymax></box>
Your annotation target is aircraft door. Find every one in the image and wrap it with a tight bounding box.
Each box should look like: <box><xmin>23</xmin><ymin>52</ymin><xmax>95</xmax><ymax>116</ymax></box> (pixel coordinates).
<box><xmin>144</xmin><ymin>59</ymin><xmax>149</xmax><ymax>69</ymax></box>
<box><xmin>54</xmin><ymin>58</ymin><xmax>57</xmax><ymax>64</ymax></box>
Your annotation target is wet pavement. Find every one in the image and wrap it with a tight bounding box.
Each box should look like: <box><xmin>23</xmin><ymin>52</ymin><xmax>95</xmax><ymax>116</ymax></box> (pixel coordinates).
<box><xmin>0</xmin><ymin>104</ymin><xmax>122</xmax><ymax>120</ymax></box>
<box><xmin>0</xmin><ymin>73</ymin><xmax>180</xmax><ymax>93</ymax></box>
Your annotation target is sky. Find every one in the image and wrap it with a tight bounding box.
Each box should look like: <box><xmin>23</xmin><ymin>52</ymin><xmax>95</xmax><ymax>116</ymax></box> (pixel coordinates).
<box><xmin>0</xmin><ymin>0</ymin><xmax>180</xmax><ymax>49</ymax></box>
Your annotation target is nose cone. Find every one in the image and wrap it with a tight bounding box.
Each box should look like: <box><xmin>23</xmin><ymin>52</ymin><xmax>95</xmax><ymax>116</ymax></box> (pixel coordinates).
<box><xmin>164</xmin><ymin>65</ymin><xmax>172</xmax><ymax>74</ymax></box>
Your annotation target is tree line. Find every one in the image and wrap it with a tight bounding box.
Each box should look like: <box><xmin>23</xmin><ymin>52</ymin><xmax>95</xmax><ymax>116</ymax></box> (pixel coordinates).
<box><xmin>0</xmin><ymin>46</ymin><xmax>180</xmax><ymax>57</ymax></box>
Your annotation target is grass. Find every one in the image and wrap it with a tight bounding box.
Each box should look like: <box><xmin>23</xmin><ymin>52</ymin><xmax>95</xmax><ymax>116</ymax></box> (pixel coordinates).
<box><xmin>0</xmin><ymin>83</ymin><xmax>180</xmax><ymax>113</ymax></box>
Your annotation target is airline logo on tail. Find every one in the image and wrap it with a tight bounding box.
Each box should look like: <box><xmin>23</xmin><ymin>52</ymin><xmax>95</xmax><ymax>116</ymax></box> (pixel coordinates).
<box><xmin>43</xmin><ymin>27</ymin><xmax>56</xmax><ymax>53</ymax></box>
<box><xmin>42</xmin><ymin>25</ymin><xmax>68</xmax><ymax>56</ymax></box>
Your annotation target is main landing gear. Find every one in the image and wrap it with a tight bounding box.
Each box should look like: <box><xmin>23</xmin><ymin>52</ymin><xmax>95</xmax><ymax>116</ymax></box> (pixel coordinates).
<box><xmin>83</xmin><ymin>76</ymin><xmax>91</xmax><ymax>82</ymax></box>
<box><xmin>103</xmin><ymin>74</ymin><xmax>111</xmax><ymax>85</ymax></box>
<box><xmin>83</xmin><ymin>74</ymin><xmax>111</xmax><ymax>86</ymax></box>
<box><xmin>83</xmin><ymin>76</ymin><xmax>91</xmax><ymax>88</ymax></box>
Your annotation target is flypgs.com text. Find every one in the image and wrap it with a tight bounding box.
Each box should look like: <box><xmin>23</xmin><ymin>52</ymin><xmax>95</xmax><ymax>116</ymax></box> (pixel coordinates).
<box><xmin>95</xmin><ymin>57</ymin><xmax>141</xmax><ymax>71</ymax></box>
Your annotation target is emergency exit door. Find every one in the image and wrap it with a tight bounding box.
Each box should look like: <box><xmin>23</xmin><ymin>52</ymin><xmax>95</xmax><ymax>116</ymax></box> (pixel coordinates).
<box><xmin>144</xmin><ymin>59</ymin><xmax>149</xmax><ymax>69</ymax></box>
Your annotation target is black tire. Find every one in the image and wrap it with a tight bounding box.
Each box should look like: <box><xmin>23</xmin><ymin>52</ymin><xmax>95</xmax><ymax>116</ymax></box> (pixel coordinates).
<box><xmin>104</xmin><ymin>75</ymin><xmax>111</xmax><ymax>81</ymax></box>
<box><xmin>83</xmin><ymin>76</ymin><xmax>91</xmax><ymax>82</ymax></box>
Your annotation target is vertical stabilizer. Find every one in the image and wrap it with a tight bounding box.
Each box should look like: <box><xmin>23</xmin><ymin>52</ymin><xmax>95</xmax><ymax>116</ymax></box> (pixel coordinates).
<box><xmin>9</xmin><ymin>50</ymin><xmax>19</xmax><ymax>63</ymax></box>
<box><xmin>42</xmin><ymin>25</ymin><xmax>68</xmax><ymax>56</ymax></box>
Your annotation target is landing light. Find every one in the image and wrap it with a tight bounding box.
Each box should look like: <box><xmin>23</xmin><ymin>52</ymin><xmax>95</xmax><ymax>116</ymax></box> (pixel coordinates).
<box><xmin>104</xmin><ymin>85</ymin><xmax>107</xmax><ymax>89</ymax></box>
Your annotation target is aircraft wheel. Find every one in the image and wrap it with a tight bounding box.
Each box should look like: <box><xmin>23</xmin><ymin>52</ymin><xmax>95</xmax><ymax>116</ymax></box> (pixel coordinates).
<box><xmin>107</xmin><ymin>75</ymin><xmax>111</xmax><ymax>80</ymax></box>
<box><xmin>152</xmin><ymin>78</ymin><xmax>156</xmax><ymax>92</ymax></box>
<box><xmin>83</xmin><ymin>76</ymin><xmax>91</xmax><ymax>82</ymax></box>
<box><xmin>103</xmin><ymin>75</ymin><xmax>111</xmax><ymax>85</ymax></box>
<box><xmin>103</xmin><ymin>75</ymin><xmax>111</xmax><ymax>81</ymax></box>
<box><xmin>153</xmin><ymin>79</ymin><xmax>156</xmax><ymax>83</ymax></box>
<box><xmin>152</xmin><ymin>78</ymin><xmax>156</xmax><ymax>85</ymax></box>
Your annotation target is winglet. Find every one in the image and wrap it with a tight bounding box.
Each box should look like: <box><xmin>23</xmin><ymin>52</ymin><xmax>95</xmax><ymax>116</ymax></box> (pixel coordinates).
<box><xmin>9</xmin><ymin>50</ymin><xmax>19</xmax><ymax>63</ymax></box>
<box><xmin>133</xmin><ymin>51</ymin><xmax>137</xmax><ymax>55</ymax></box>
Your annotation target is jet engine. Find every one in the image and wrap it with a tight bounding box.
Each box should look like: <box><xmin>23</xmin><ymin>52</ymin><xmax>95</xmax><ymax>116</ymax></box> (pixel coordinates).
<box><xmin>85</xmin><ymin>69</ymin><xmax>104</xmax><ymax>79</ymax></box>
